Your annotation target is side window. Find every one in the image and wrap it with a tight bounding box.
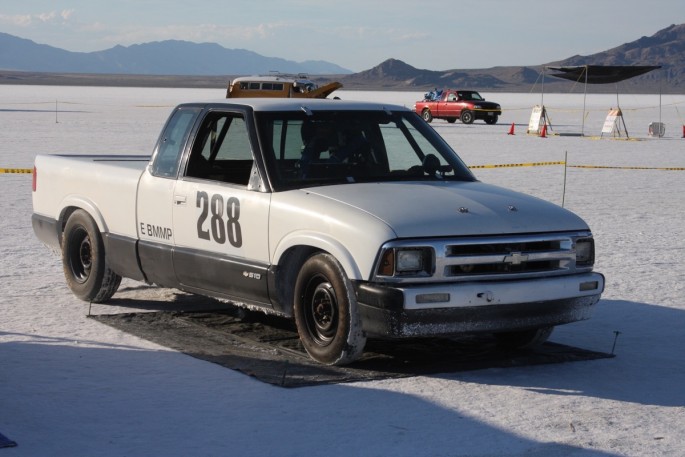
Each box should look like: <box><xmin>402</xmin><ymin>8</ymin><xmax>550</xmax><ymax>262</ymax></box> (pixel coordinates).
<box><xmin>381</xmin><ymin>121</ymin><xmax>449</xmax><ymax>172</ymax></box>
<box><xmin>186</xmin><ymin>113</ymin><xmax>255</xmax><ymax>186</ymax></box>
<box><xmin>150</xmin><ymin>108</ymin><xmax>199</xmax><ymax>178</ymax></box>
<box><xmin>268</xmin><ymin>119</ymin><xmax>307</xmax><ymax>180</ymax></box>
<box><xmin>271</xmin><ymin>120</ymin><xmax>306</xmax><ymax>160</ymax></box>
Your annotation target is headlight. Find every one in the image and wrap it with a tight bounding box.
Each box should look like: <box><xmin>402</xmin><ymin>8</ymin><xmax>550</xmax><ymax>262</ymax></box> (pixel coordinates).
<box><xmin>473</xmin><ymin>105</ymin><xmax>482</xmax><ymax>109</ymax></box>
<box><xmin>377</xmin><ymin>247</ymin><xmax>433</xmax><ymax>277</ymax></box>
<box><xmin>575</xmin><ymin>238</ymin><xmax>595</xmax><ymax>267</ymax></box>
<box><xmin>397</xmin><ymin>249</ymin><xmax>424</xmax><ymax>272</ymax></box>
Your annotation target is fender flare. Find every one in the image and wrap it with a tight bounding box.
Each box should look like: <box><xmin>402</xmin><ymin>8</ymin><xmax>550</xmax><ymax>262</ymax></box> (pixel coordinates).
<box><xmin>272</xmin><ymin>231</ymin><xmax>363</xmax><ymax>280</ymax></box>
<box><xmin>58</xmin><ymin>196</ymin><xmax>109</xmax><ymax>234</ymax></box>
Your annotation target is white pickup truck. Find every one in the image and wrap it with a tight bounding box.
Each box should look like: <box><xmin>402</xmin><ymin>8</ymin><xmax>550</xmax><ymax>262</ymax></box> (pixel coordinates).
<box><xmin>32</xmin><ymin>98</ymin><xmax>604</xmax><ymax>365</ymax></box>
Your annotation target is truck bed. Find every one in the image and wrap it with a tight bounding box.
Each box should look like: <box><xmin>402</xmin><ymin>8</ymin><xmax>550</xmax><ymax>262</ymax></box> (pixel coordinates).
<box><xmin>33</xmin><ymin>154</ymin><xmax>150</xmax><ymax>239</ymax></box>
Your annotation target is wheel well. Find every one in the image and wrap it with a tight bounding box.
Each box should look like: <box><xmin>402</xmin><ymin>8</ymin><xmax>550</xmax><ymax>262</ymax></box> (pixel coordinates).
<box><xmin>272</xmin><ymin>245</ymin><xmax>323</xmax><ymax>316</ymax></box>
<box><xmin>57</xmin><ymin>206</ymin><xmax>80</xmax><ymax>246</ymax></box>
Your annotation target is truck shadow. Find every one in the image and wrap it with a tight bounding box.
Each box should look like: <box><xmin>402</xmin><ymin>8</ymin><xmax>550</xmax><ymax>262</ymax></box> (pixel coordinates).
<box><xmin>0</xmin><ymin>336</ymin><xmax>621</xmax><ymax>456</ymax></box>
<box><xmin>437</xmin><ymin>299</ymin><xmax>685</xmax><ymax>408</ymax></box>
<box><xmin>89</xmin><ymin>293</ymin><xmax>685</xmax><ymax>407</ymax></box>
<box><xmin>88</xmin><ymin>288</ymin><xmax>613</xmax><ymax>389</ymax></box>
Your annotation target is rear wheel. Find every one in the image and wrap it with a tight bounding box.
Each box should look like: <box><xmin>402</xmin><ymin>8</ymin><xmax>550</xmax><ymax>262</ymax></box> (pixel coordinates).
<box><xmin>62</xmin><ymin>209</ymin><xmax>121</xmax><ymax>303</ymax></box>
<box><xmin>421</xmin><ymin>109</ymin><xmax>433</xmax><ymax>123</ymax></box>
<box><xmin>495</xmin><ymin>326</ymin><xmax>554</xmax><ymax>350</ymax></box>
<box><xmin>460</xmin><ymin>110</ymin><xmax>475</xmax><ymax>124</ymax></box>
<box><xmin>294</xmin><ymin>253</ymin><xmax>367</xmax><ymax>365</ymax></box>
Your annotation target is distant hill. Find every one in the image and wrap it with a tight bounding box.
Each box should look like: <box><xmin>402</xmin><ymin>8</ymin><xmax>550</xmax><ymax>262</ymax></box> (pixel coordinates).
<box><xmin>1</xmin><ymin>24</ymin><xmax>683</xmax><ymax>93</ymax></box>
<box><xmin>0</xmin><ymin>33</ymin><xmax>352</xmax><ymax>75</ymax></box>
<box><xmin>339</xmin><ymin>24</ymin><xmax>685</xmax><ymax>93</ymax></box>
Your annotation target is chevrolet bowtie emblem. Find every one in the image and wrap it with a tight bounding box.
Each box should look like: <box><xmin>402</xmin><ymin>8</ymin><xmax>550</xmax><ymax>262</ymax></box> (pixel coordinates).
<box><xmin>503</xmin><ymin>252</ymin><xmax>529</xmax><ymax>265</ymax></box>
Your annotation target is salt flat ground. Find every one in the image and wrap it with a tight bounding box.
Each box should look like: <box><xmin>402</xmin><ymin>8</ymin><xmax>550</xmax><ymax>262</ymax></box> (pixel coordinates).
<box><xmin>1</xmin><ymin>86</ymin><xmax>684</xmax><ymax>456</ymax></box>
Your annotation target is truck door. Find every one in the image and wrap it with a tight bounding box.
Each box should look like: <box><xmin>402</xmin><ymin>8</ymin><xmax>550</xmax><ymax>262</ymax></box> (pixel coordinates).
<box><xmin>136</xmin><ymin>106</ymin><xmax>201</xmax><ymax>287</ymax></box>
<box><xmin>442</xmin><ymin>92</ymin><xmax>461</xmax><ymax>118</ymax></box>
<box><xmin>171</xmin><ymin>110</ymin><xmax>271</xmax><ymax>306</ymax></box>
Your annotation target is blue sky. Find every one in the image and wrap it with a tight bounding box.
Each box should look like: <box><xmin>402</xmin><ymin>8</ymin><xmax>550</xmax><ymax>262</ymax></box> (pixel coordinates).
<box><xmin>1</xmin><ymin>0</ymin><xmax>684</xmax><ymax>72</ymax></box>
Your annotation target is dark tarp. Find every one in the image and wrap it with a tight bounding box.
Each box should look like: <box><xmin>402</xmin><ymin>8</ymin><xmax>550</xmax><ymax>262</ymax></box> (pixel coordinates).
<box><xmin>547</xmin><ymin>65</ymin><xmax>661</xmax><ymax>84</ymax></box>
<box><xmin>90</xmin><ymin>310</ymin><xmax>614</xmax><ymax>388</ymax></box>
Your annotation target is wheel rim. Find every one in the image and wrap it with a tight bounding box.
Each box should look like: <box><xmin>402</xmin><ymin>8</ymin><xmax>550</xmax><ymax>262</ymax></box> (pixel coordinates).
<box><xmin>303</xmin><ymin>276</ymin><xmax>338</xmax><ymax>346</ymax></box>
<box><xmin>68</xmin><ymin>227</ymin><xmax>92</xmax><ymax>283</ymax></box>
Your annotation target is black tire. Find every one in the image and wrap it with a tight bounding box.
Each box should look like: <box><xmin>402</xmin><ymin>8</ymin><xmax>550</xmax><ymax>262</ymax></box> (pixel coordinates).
<box><xmin>460</xmin><ymin>110</ymin><xmax>475</xmax><ymax>124</ymax></box>
<box><xmin>494</xmin><ymin>326</ymin><xmax>554</xmax><ymax>350</ymax></box>
<box><xmin>447</xmin><ymin>118</ymin><xmax>457</xmax><ymax>124</ymax></box>
<box><xmin>484</xmin><ymin>115</ymin><xmax>499</xmax><ymax>125</ymax></box>
<box><xmin>421</xmin><ymin>109</ymin><xmax>433</xmax><ymax>123</ymax></box>
<box><xmin>62</xmin><ymin>209</ymin><xmax>121</xmax><ymax>303</ymax></box>
<box><xmin>294</xmin><ymin>253</ymin><xmax>367</xmax><ymax>365</ymax></box>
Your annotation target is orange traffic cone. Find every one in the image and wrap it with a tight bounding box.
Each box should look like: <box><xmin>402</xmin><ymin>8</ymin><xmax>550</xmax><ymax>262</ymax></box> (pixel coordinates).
<box><xmin>507</xmin><ymin>123</ymin><xmax>515</xmax><ymax>135</ymax></box>
<box><xmin>540</xmin><ymin>124</ymin><xmax>547</xmax><ymax>138</ymax></box>
<box><xmin>682</xmin><ymin>125</ymin><xmax>684</xmax><ymax>138</ymax></box>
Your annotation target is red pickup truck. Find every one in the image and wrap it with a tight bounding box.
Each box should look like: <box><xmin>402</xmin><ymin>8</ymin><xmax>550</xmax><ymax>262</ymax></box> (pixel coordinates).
<box><xmin>414</xmin><ymin>89</ymin><xmax>502</xmax><ymax>124</ymax></box>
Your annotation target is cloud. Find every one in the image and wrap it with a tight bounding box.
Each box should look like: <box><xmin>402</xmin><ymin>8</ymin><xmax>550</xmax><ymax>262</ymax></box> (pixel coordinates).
<box><xmin>0</xmin><ymin>13</ymin><xmax>34</xmax><ymax>27</ymax></box>
<box><xmin>0</xmin><ymin>10</ymin><xmax>74</xmax><ymax>26</ymax></box>
<box><xmin>37</xmin><ymin>12</ymin><xmax>57</xmax><ymax>22</ymax></box>
<box><xmin>99</xmin><ymin>22</ymin><xmax>288</xmax><ymax>47</ymax></box>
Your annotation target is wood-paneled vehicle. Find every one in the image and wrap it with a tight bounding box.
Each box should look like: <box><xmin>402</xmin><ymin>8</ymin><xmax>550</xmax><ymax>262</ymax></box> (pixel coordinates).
<box><xmin>415</xmin><ymin>89</ymin><xmax>502</xmax><ymax>124</ymax></box>
<box><xmin>32</xmin><ymin>98</ymin><xmax>603</xmax><ymax>365</ymax></box>
<box><xmin>226</xmin><ymin>74</ymin><xmax>342</xmax><ymax>99</ymax></box>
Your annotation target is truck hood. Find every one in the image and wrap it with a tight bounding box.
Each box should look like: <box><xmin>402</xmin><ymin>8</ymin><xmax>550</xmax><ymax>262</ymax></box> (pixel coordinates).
<box><xmin>304</xmin><ymin>181</ymin><xmax>589</xmax><ymax>238</ymax></box>
<box><xmin>471</xmin><ymin>101</ymin><xmax>500</xmax><ymax>109</ymax></box>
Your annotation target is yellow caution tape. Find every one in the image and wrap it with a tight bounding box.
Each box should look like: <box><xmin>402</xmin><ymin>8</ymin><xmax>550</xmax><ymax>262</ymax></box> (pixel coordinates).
<box><xmin>568</xmin><ymin>165</ymin><xmax>685</xmax><ymax>171</ymax></box>
<box><xmin>469</xmin><ymin>161</ymin><xmax>565</xmax><ymax>169</ymax></box>
<box><xmin>470</xmin><ymin>162</ymin><xmax>685</xmax><ymax>171</ymax></box>
<box><xmin>0</xmin><ymin>168</ymin><xmax>32</xmax><ymax>174</ymax></box>
<box><xmin>4</xmin><ymin>163</ymin><xmax>684</xmax><ymax>175</ymax></box>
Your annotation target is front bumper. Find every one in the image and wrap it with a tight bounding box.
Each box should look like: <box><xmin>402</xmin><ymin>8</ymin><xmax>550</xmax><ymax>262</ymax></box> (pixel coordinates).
<box><xmin>355</xmin><ymin>272</ymin><xmax>604</xmax><ymax>338</ymax></box>
<box><xmin>475</xmin><ymin>109</ymin><xmax>502</xmax><ymax>119</ymax></box>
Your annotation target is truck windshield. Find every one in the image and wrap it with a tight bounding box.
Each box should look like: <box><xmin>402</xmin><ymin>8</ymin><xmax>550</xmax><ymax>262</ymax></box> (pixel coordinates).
<box><xmin>255</xmin><ymin>110</ymin><xmax>475</xmax><ymax>190</ymax></box>
<box><xmin>458</xmin><ymin>91</ymin><xmax>484</xmax><ymax>101</ymax></box>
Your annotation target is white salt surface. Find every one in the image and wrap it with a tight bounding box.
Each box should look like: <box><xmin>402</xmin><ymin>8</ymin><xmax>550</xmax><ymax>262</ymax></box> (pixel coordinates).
<box><xmin>1</xmin><ymin>85</ymin><xmax>684</xmax><ymax>456</ymax></box>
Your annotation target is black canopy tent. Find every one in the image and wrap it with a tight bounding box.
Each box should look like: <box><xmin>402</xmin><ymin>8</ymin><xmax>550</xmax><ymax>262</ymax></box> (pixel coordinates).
<box><xmin>539</xmin><ymin>65</ymin><xmax>661</xmax><ymax>136</ymax></box>
<box><xmin>547</xmin><ymin>65</ymin><xmax>661</xmax><ymax>84</ymax></box>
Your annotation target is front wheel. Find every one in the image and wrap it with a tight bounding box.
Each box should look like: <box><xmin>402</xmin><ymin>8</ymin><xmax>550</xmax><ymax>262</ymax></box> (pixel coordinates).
<box><xmin>494</xmin><ymin>326</ymin><xmax>554</xmax><ymax>350</ymax></box>
<box><xmin>460</xmin><ymin>110</ymin><xmax>475</xmax><ymax>124</ymax></box>
<box><xmin>421</xmin><ymin>109</ymin><xmax>433</xmax><ymax>123</ymax></box>
<box><xmin>294</xmin><ymin>253</ymin><xmax>367</xmax><ymax>365</ymax></box>
<box><xmin>484</xmin><ymin>115</ymin><xmax>499</xmax><ymax>125</ymax></box>
<box><xmin>62</xmin><ymin>209</ymin><xmax>121</xmax><ymax>303</ymax></box>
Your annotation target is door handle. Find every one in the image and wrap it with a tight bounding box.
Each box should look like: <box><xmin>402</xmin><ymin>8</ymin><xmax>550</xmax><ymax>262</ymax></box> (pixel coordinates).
<box><xmin>174</xmin><ymin>195</ymin><xmax>187</xmax><ymax>205</ymax></box>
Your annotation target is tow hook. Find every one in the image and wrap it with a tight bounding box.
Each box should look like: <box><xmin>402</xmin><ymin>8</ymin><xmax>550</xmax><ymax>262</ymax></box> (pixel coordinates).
<box><xmin>477</xmin><ymin>291</ymin><xmax>494</xmax><ymax>303</ymax></box>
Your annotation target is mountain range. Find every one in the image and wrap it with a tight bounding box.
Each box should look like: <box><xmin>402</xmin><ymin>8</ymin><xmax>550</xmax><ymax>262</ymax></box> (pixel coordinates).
<box><xmin>339</xmin><ymin>24</ymin><xmax>685</xmax><ymax>93</ymax></box>
<box><xmin>0</xmin><ymin>33</ymin><xmax>352</xmax><ymax>75</ymax></box>
<box><xmin>1</xmin><ymin>23</ymin><xmax>683</xmax><ymax>93</ymax></box>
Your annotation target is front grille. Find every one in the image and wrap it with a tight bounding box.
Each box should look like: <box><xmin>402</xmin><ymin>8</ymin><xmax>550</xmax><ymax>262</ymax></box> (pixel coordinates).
<box><xmin>444</xmin><ymin>238</ymin><xmax>572</xmax><ymax>278</ymax></box>
<box><xmin>373</xmin><ymin>232</ymin><xmax>593</xmax><ymax>284</ymax></box>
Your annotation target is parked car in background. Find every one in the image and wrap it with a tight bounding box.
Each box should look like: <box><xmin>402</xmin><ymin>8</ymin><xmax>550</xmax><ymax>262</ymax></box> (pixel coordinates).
<box><xmin>226</xmin><ymin>74</ymin><xmax>342</xmax><ymax>99</ymax></box>
<box><xmin>415</xmin><ymin>89</ymin><xmax>502</xmax><ymax>124</ymax></box>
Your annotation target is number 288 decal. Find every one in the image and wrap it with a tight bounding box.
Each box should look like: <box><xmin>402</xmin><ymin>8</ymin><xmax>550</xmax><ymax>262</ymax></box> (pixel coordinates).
<box><xmin>196</xmin><ymin>191</ymin><xmax>243</xmax><ymax>248</ymax></box>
